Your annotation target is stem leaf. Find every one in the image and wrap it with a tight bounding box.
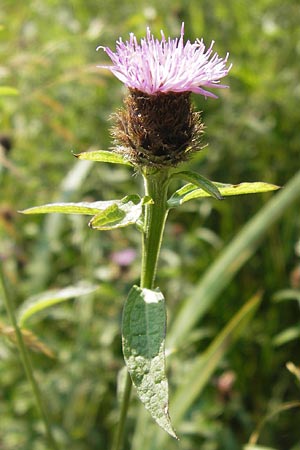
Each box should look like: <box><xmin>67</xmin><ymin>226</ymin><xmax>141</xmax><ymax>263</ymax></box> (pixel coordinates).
<box><xmin>89</xmin><ymin>195</ymin><xmax>145</xmax><ymax>230</ymax></box>
<box><xmin>21</xmin><ymin>195</ymin><xmax>149</xmax><ymax>230</ymax></box>
<box><xmin>172</xmin><ymin>170</ymin><xmax>223</xmax><ymax>200</ymax></box>
<box><xmin>21</xmin><ymin>201</ymin><xmax>113</xmax><ymax>216</ymax></box>
<box><xmin>74</xmin><ymin>150</ymin><xmax>132</xmax><ymax>166</ymax></box>
<box><xmin>122</xmin><ymin>285</ymin><xmax>177</xmax><ymax>439</ymax></box>
<box><xmin>168</xmin><ymin>181</ymin><xmax>280</xmax><ymax>208</ymax></box>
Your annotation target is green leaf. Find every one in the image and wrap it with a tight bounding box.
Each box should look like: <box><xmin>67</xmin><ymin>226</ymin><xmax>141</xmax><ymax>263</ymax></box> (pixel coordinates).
<box><xmin>21</xmin><ymin>201</ymin><xmax>113</xmax><ymax>216</ymax></box>
<box><xmin>122</xmin><ymin>285</ymin><xmax>177</xmax><ymax>439</ymax></box>
<box><xmin>89</xmin><ymin>195</ymin><xmax>147</xmax><ymax>230</ymax></box>
<box><xmin>171</xmin><ymin>171</ymin><xmax>223</xmax><ymax>200</ymax></box>
<box><xmin>0</xmin><ymin>86</ymin><xmax>19</xmax><ymax>96</ymax></box>
<box><xmin>21</xmin><ymin>195</ymin><xmax>149</xmax><ymax>230</ymax></box>
<box><xmin>18</xmin><ymin>284</ymin><xmax>98</xmax><ymax>327</ymax></box>
<box><xmin>74</xmin><ymin>150</ymin><xmax>132</xmax><ymax>166</ymax></box>
<box><xmin>168</xmin><ymin>181</ymin><xmax>280</xmax><ymax>208</ymax></box>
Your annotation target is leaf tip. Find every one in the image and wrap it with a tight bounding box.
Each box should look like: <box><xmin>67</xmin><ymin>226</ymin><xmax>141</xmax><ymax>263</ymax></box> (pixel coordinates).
<box><xmin>18</xmin><ymin>208</ymin><xmax>31</xmax><ymax>215</ymax></box>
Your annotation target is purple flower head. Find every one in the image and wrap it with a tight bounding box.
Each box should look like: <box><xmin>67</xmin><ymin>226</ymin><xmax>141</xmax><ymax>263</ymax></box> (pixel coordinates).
<box><xmin>97</xmin><ymin>23</ymin><xmax>232</xmax><ymax>98</ymax></box>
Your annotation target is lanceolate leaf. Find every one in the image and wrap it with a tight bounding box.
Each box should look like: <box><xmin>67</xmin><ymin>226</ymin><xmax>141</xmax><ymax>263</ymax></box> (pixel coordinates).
<box><xmin>74</xmin><ymin>150</ymin><xmax>132</xmax><ymax>166</ymax></box>
<box><xmin>172</xmin><ymin>170</ymin><xmax>223</xmax><ymax>200</ymax></box>
<box><xmin>168</xmin><ymin>181</ymin><xmax>280</xmax><ymax>208</ymax></box>
<box><xmin>18</xmin><ymin>284</ymin><xmax>98</xmax><ymax>327</ymax></box>
<box><xmin>89</xmin><ymin>195</ymin><xmax>150</xmax><ymax>230</ymax></box>
<box><xmin>122</xmin><ymin>286</ymin><xmax>177</xmax><ymax>439</ymax></box>
<box><xmin>21</xmin><ymin>195</ymin><xmax>149</xmax><ymax>231</ymax></box>
<box><xmin>21</xmin><ymin>201</ymin><xmax>113</xmax><ymax>216</ymax></box>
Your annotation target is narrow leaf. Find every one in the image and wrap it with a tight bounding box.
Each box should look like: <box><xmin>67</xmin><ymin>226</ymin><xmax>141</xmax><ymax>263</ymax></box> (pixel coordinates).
<box><xmin>89</xmin><ymin>195</ymin><xmax>144</xmax><ymax>230</ymax></box>
<box><xmin>18</xmin><ymin>284</ymin><xmax>98</xmax><ymax>327</ymax></box>
<box><xmin>168</xmin><ymin>181</ymin><xmax>280</xmax><ymax>208</ymax></box>
<box><xmin>122</xmin><ymin>285</ymin><xmax>177</xmax><ymax>439</ymax></box>
<box><xmin>20</xmin><ymin>200</ymin><xmax>118</xmax><ymax>216</ymax></box>
<box><xmin>172</xmin><ymin>171</ymin><xmax>223</xmax><ymax>200</ymax></box>
<box><xmin>75</xmin><ymin>150</ymin><xmax>132</xmax><ymax>166</ymax></box>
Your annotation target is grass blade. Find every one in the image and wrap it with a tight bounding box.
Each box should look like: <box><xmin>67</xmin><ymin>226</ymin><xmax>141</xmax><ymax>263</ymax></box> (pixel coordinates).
<box><xmin>167</xmin><ymin>170</ymin><xmax>300</xmax><ymax>349</ymax></box>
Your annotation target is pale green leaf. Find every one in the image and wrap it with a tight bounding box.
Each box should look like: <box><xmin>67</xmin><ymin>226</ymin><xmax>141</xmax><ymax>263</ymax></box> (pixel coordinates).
<box><xmin>168</xmin><ymin>181</ymin><xmax>280</xmax><ymax>208</ymax></box>
<box><xmin>21</xmin><ymin>195</ymin><xmax>147</xmax><ymax>230</ymax></box>
<box><xmin>0</xmin><ymin>86</ymin><xmax>19</xmax><ymax>96</ymax></box>
<box><xmin>18</xmin><ymin>284</ymin><xmax>98</xmax><ymax>327</ymax></box>
<box><xmin>172</xmin><ymin>171</ymin><xmax>223</xmax><ymax>200</ymax></box>
<box><xmin>122</xmin><ymin>285</ymin><xmax>177</xmax><ymax>439</ymax></box>
<box><xmin>89</xmin><ymin>195</ymin><xmax>145</xmax><ymax>230</ymax></box>
<box><xmin>20</xmin><ymin>201</ymin><xmax>113</xmax><ymax>216</ymax></box>
<box><xmin>75</xmin><ymin>150</ymin><xmax>132</xmax><ymax>166</ymax></box>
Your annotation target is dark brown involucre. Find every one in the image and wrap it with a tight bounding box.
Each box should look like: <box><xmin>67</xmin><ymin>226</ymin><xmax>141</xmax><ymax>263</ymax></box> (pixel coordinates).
<box><xmin>111</xmin><ymin>89</ymin><xmax>204</xmax><ymax>169</ymax></box>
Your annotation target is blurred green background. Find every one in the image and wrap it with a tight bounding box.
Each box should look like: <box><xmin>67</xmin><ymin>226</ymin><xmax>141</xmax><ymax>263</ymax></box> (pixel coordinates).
<box><xmin>1</xmin><ymin>0</ymin><xmax>300</xmax><ymax>449</ymax></box>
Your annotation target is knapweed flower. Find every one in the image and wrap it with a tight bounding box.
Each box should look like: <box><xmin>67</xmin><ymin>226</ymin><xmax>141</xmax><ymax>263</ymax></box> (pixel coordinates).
<box><xmin>98</xmin><ymin>24</ymin><xmax>231</xmax><ymax>169</ymax></box>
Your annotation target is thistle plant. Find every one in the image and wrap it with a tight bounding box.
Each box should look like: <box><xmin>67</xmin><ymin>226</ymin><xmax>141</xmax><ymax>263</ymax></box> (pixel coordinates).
<box><xmin>19</xmin><ymin>23</ymin><xmax>279</xmax><ymax>449</ymax></box>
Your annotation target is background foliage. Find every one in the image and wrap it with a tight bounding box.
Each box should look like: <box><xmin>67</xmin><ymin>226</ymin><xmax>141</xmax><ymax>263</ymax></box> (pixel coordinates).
<box><xmin>1</xmin><ymin>0</ymin><xmax>300</xmax><ymax>449</ymax></box>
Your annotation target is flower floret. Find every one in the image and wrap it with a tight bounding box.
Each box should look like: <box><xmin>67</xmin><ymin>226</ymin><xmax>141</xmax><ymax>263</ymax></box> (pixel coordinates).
<box><xmin>97</xmin><ymin>23</ymin><xmax>231</xmax><ymax>97</ymax></box>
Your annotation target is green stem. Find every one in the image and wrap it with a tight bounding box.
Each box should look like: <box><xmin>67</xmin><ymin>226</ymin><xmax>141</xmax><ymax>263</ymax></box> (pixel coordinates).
<box><xmin>112</xmin><ymin>168</ymin><xmax>170</xmax><ymax>450</ymax></box>
<box><xmin>0</xmin><ymin>263</ymin><xmax>59</xmax><ymax>450</ymax></box>
<box><xmin>141</xmin><ymin>169</ymin><xmax>170</xmax><ymax>289</ymax></box>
